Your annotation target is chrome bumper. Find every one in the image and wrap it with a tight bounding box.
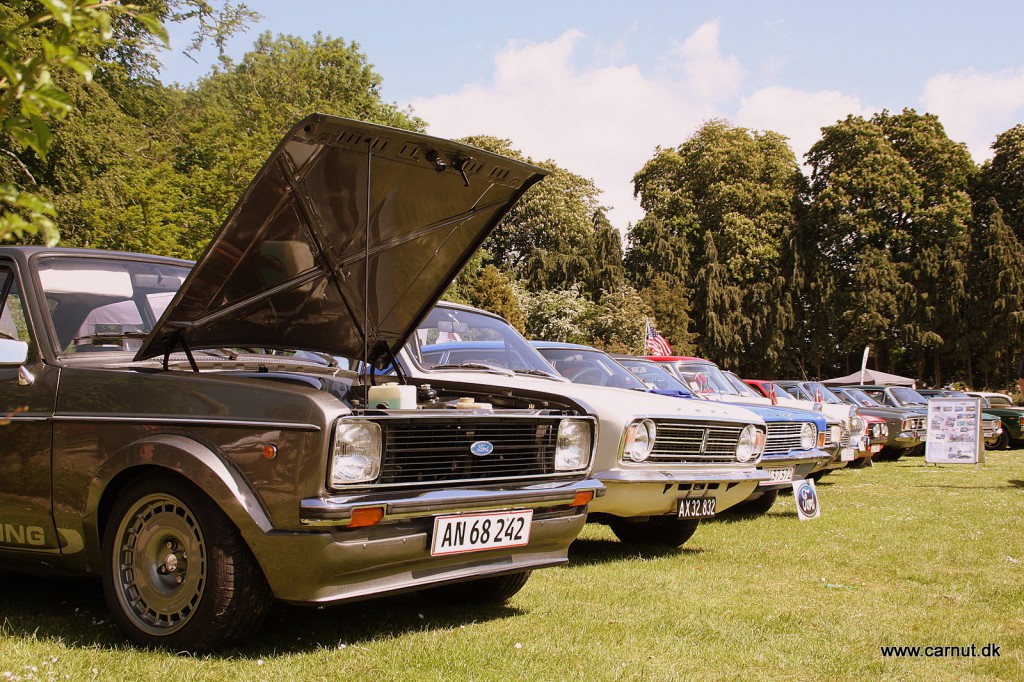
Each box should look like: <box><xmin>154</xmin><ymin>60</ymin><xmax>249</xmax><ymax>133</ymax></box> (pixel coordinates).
<box><xmin>300</xmin><ymin>478</ymin><xmax>605</xmax><ymax>527</ymax></box>
<box><xmin>593</xmin><ymin>467</ymin><xmax>770</xmax><ymax>484</ymax></box>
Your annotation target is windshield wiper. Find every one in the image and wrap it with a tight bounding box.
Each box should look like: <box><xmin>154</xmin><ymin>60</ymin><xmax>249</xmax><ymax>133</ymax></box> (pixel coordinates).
<box><xmin>431</xmin><ymin>362</ymin><xmax>514</xmax><ymax>376</ymax></box>
<box><xmin>512</xmin><ymin>368</ymin><xmax>564</xmax><ymax>380</ymax></box>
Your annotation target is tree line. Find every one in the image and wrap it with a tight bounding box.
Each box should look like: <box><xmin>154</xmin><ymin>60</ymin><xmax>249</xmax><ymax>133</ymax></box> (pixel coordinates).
<box><xmin>3</xmin><ymin>3</ymin><xmax>1023</xmax><ymax>389</ymax></box>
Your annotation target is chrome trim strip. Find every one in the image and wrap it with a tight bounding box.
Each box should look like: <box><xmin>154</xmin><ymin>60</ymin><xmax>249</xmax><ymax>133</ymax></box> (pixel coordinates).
<box><xmin>300</xmin><ymin>479</ymin><xmax>605</xmax><ymax>526</ymax></box>
<box><xmin>594</xmin><ymin>468</ymin><xmax>770</xmax><ymax>484</ymax></box>
<box><xmin>331</xmin><ymin>470</ymin><xmax>591</xmax><ymax>490</ymax></box>
<box><xmin>50</xmin><ymin>414</ymin><xmax>322</xmax><ymax>431</ymax></box>
<box><xmin>758</xmin><ymin>449</ymin><xmax>831</xmax><ymax>465</ymax></box>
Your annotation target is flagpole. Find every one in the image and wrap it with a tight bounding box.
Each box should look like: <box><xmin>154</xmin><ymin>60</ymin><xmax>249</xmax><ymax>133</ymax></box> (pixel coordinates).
<box><xmin>860</xmin><ymin>346</ymin><xmax>870</xmax><ymax>383</ymax></box>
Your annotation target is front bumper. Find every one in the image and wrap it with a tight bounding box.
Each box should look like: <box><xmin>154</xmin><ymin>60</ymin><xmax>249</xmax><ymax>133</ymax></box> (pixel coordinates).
<box><xmin>589</xmin><ymin>466</ymin><xmax>769</xmax><ymax>517</ymax></box>
<box><xmin>250</xmin><ymin>478</ymin><xmax>603</xmax><ymax>605</ymax></box>
<box><xmin>757</xmin><ymin>448</ymin><xmax>830</xmax><ymax>488</ymax></box>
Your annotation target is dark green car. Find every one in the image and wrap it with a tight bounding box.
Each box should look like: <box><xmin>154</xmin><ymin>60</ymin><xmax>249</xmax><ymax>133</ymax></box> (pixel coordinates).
<box><xmin>919</xmin><ymin>389</ymin><xmax>1024</xmax><ymax>449</ymax></box>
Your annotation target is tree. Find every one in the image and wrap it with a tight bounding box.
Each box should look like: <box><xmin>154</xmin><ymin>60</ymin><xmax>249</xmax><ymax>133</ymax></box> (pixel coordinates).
<box><xmin>978</xmin><ymin>124</ymin><xmax>1024</xmax><ymax>241</ymax></box>
<box><xmin>0</xmin><ymin>1</ymin><xmax>162</xmax><ymax>244</ymax></box>
<box><xmin>805</xmin><ymin>109</ymin><xmax>973</xmax><ymax>382</ymax></box>
<box><xmin>170</xmin><ymin>32</ymin><xmax>425</xmax><ymax>256</ymax></box>
<box><xmin>462</xmin><ymin>135</ymin><xmax>622</xmax><ymax>300</ymax></box>
<box><xmin>963</xmin><ymin>199</ymin><xmax>1024</xmax><ymax>387</ymax></box>
<box><xmin>630</xmin><ymin>120</ymin><xmax>804</xmax><ymax>372</ymax></box>
<box><xmin>585</xmin><ymin>284</ymin><xmax>651</xmax><ymax>354</ymax></box>
<box><xmin>520</xmin><ymin>286</ymin><xmax>592</xmax><ymax>343</ymax></box>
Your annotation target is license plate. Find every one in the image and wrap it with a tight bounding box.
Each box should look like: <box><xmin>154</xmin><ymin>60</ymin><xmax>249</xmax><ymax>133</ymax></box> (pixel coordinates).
<box><xmin>430</xmin><ymin>510</ymin><xmax>533</xmax><ymax>556</ymax></box>
<box><xmin>840</xmin><ymin>447</ymin><xmax>856</xmax><ymax>461</ymax></box>
<box><xmin>678</xmin><ymin>497</ymin><xmax>716</xmax><ymax>518</ymax></box>
<box><xmin>763</xmin><ymin>467</ymin><xmax>794</xmax><ymax>484</ymax></box>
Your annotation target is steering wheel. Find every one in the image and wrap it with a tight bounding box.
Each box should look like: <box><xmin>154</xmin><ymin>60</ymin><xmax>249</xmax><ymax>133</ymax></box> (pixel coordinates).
<box><xmin>565</xmin><ymin>367</ymin><xmax>606</xmax><ymax>386</ymax></box>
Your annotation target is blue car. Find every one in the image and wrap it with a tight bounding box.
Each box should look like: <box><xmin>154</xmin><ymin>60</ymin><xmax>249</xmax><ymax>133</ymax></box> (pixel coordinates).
<box><xmin>532</xmin><ymin>342</ymin><xmax>829</xmax><ymax>514</ymax></box>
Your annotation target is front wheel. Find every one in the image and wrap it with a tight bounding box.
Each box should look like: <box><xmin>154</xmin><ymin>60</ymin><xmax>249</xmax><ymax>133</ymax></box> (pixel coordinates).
<box><xmin>608</xmin><ymin>517</ymin><xmax>700</xmax><ymax>547</ymax></box>
<box><xmin>989</xmin><ymin>430</ymin><xmax>1009</xmax><ymax>450</ymax></box>
<box><xmin>101</xmin><ymin>476</ymin><xmax>273</xmax><ymax>651</ymax></box>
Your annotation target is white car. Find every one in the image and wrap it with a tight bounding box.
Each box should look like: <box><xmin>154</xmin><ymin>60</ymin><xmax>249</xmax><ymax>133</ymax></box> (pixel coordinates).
<box><xmin>392</xmin><ymin>303</ymin><xmax>771</xmax><ymax>547</ymax></box>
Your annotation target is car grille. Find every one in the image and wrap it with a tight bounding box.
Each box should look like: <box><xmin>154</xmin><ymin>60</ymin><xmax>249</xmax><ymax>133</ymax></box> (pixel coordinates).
<box><xmin>377</xmin><ymin>417</ymin><xmax>560</xmax><ymax>486</ymax></box>
<box><xmin>905</xmin><ymin>417</ymin><xmax>926</xmax><ymax>431</ymax></box>
<box><xmin>645</xmin><ymin>421</ymin><xmax>741</xmax><ymax>464</ymax></box>
<box><xmin>763</xmin><ymin>422</ymin><xmax>806</xmax><ymax>455</ymax></box>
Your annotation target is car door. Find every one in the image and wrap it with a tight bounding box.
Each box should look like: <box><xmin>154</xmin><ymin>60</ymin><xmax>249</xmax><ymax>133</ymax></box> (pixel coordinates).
<box><xmin>0</xmin><ymin>262</ymin><xmax>60</xmax><ymax>553</ymax></box>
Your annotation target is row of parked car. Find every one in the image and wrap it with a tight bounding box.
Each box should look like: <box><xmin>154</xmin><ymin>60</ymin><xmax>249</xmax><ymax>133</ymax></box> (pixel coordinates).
<box><xmin>0</xmin><ymin>115</ymin><xmax>1014</xmax><ymax>653</ymax></box>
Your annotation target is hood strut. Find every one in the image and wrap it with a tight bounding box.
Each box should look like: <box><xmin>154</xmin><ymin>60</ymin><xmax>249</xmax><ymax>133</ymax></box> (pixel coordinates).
<box><xmin>162</xmin><ymin>329</ymin><xmax>199</xmax><ymax>373</ymax></box>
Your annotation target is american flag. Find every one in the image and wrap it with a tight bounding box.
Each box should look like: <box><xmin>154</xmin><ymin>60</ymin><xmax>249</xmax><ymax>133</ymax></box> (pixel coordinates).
<box><xmin>645</xmin><ymin>321</ymin><xmax>673</xmax><ymax>356</ymax></box>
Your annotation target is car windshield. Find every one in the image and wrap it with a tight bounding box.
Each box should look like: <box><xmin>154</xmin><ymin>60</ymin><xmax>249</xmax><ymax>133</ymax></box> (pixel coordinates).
<box><xmin>837</xmin><ymin>387</ymin><xmax>883</xmax><ymax>407</ymax></box>
<box><xmin>890</xmin><ymin>387</ymin><xmax>929</xmax><ymax>406</ymax></box>
<box><xmin>615</xmin><ymin>357</ymin><xmax>690</xmax><ymax>392</ymax></box>
<box><xmin>672</xmin><ymin>362</ymin><xmax>740</xmax><ymax>397</ymax></box>
<box><xmin>986</xmin><ymin>395</ymin><xmax>1012</xmax><ymax>406</ymax></box>
<box><xmin>802</xmin><ymin>382</ymin><xmax>844</xmax><ymax>404</ymax></box>
<box><xmin>404</xmin><ymin>306</ymin><xmax>557</xmax><ymax>376</ymax></box>
<box><xmin>536</xmin><ymin>347</ymin><xmax>643</xmax><ymax>389</ymax></box>
<box><xmin>724</xmin><ymin>371</ymin><xmax>764</xmax><ymax>398</ymax></box>
<box><xmin>36</xmin><ymin>256</ymin><xmax>190</xmax><ymax>355</ymax></box>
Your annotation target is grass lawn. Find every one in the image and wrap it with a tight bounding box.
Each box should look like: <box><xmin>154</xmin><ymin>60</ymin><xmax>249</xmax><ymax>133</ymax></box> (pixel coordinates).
<box><xmin>1</xmin><ymin>451</ymin><xmax>1022</xmax><ymax>681</ymax></box>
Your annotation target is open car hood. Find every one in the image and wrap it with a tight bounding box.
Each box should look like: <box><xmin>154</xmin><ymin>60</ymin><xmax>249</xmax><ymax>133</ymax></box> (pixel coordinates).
<box><xmin>135</xmin><ymin>115</ymin><xmax>546</xmax><ymax>366</ymax></box>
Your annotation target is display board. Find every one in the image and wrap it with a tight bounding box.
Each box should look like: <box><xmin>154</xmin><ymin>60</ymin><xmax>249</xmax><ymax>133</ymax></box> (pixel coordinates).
<box><xmin>924</xmin><ymin>397</ymin><xmax>983</xmax><ymax>464</ymax></box>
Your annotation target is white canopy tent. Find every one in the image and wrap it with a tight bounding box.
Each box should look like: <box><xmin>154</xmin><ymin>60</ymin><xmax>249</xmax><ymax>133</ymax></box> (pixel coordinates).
<box><xmin>821</xmin><ymin>369</ymin><xmax>917</xmax><ymax>388</ymax></box>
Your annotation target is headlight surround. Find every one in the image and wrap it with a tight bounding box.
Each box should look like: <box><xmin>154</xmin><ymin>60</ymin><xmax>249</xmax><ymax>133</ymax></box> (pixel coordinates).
<box><xmin>555</xmin><ymin>419</ymin><xmax>592</xmax><ymax>470</ymax></box>
<box><xmin>622</xmin><ymin>419</ymin><xmax>657</xmax><ymax>462</ymax></box>
<box><xmin>735</xmin><ymin>424</ymin><xmax>760</xmax><ymax>463</ymax></box>
<box><xmin>329</xmin><ymin>421</ymin><xmax>382</xmax><ymax>486</ymax></box>
<box><xmin>850</xmin><ymin>415</ymin><xmax>867</xmax><ymax>439</ymax></box>
<box><xmin>800</xmin><ymin>422</ymin><xmax>817</xmax><ymax>450</ymax></box>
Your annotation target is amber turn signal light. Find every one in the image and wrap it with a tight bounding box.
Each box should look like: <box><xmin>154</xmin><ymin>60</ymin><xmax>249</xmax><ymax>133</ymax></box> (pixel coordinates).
<box><xmin>348</xmin><ymin>506</ymin><xmax>385</xmax><ymax>528</ymax></box>
<box><xmin>571</xmin><ymin>490</ymin><xmax>595</xmax><ymax>507</ymax></box>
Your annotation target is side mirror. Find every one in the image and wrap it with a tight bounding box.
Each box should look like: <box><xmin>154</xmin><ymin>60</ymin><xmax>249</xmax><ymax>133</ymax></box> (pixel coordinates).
<box><xmin>0</xmin><ymin>338</ymin><xmax>29</xmax><ymax>366</ymax></box>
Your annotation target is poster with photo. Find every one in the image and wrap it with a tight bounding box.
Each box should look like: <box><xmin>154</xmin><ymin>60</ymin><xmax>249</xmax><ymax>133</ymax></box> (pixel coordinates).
<box><xmin>925</xmin><ymin>397</ymin><xmax>983</xmax><ymax>464</ymax></box>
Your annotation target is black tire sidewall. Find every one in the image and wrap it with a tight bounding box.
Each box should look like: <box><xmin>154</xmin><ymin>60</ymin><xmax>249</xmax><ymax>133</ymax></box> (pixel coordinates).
<box><xmin>100</xmin><ymin>475</ymin><xmax>270</xmax><ymax>651</ymax></box>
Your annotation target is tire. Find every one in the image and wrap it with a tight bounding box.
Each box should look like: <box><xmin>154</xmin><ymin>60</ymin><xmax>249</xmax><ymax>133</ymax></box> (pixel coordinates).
<box><xmin>727</xmin><ymin>489</ymin><xmax>779</xmax><ymax>515</ymax></box>
<box><xmin>608</xmin><ymin>517</ymin><xmax>700</xmax><ymax>547</ymax></box>
<box><xmin>990</xmin><ymin>430</ymin><xmax>1009</xmax><ymax>450</ymax></box>
<box><xmin>101</xmin><ymin>476</ymin><xmax>273</xmax><ymax>651</ymax></box>
<box><xmin>420</xmin><ymin>571</ymin><xmax>532</xmax><ymax>604</ymax></box>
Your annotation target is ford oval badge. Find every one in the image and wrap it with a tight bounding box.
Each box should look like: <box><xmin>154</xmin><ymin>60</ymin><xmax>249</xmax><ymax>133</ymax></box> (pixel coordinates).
<box><xmin>470</xmin><ymin>441</ymin><xmax>495</xmax><ymax>457</ymax></box>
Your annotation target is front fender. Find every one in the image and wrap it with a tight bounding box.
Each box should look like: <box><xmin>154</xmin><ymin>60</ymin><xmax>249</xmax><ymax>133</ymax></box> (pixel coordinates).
<box><xmin>78</xmin><ymin>433</ymin><xmax>274</xmax><ymax>573</ymax></box>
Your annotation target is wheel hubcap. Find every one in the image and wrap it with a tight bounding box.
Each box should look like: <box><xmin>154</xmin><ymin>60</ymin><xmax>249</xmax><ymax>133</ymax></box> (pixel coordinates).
<box><xmin>112</xmin><ymin>493</ymin><xmax>207</xmax><ymax>636</ymax></box>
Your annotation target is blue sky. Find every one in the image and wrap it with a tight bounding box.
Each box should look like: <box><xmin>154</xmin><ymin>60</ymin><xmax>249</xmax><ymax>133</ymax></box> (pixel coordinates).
<box><xmin>159</xmin><ymin>1</ymin><xmax>1024</xmax><ymax>233</ymax></box>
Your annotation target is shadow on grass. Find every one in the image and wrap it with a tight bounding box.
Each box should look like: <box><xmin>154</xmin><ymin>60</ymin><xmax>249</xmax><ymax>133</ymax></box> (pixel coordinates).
<box><xmin>914</xmin><ymin>483</ymin><xmax>1021</xmax><ymax>490</ymax></box>
<box><xmin>566</xmin><ymin>537</ymin><xmax>698</xmax><ymax>567</ymax></box>
<box><xmin>0</xmin><ymin>570</ymin><xmax>525</xmax><ymax>657</ymax></box>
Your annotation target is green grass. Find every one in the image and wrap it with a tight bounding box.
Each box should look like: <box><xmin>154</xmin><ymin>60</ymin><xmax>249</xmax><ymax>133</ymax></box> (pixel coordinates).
<box><xmin>2</xmin><ymin>452</ymin><xmax>1023</xmax><ymax>681</ymax></box>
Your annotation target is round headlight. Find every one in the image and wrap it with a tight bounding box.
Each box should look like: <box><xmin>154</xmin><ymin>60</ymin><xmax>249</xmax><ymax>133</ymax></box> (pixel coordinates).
<box><xmin>800</xmin><ymin>422</ymin><xmax>817</xmax><ymax>450</ymax></box>
<box><xmin>736</xmin><ymin>424</ymin><xmax>758</xmax><ymax>462</ymax></box>
<box><xmin>622</xmin><ymin>419</ymin><xmax>657</xmax><ymax>462</ymax></box>
<box><xmin>555</xmin><ymin>419</ymin><xmax>592</xmax><ymax>471</ymax></box>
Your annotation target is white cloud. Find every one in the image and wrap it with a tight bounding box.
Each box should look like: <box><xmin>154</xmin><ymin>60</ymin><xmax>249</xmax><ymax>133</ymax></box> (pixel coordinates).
<box><xmin>662</xmin><ymin>20</ymin><xmax>744</xmax><ymax>103</ymax></box>
<box><xmin>410</xmin><ymin>24</ymin><xmax>736</xmax><ymax>235</ymax></box>
<box><xmin>920</xmin><ymin>67</ymin><xmax>1024</xmax><ymax>161</ymax></box>
<box><xmin>737</xmin><ymin>87</ymin><xmax>873</xmax><ymax>164</ymax></box>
